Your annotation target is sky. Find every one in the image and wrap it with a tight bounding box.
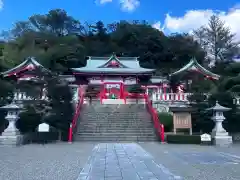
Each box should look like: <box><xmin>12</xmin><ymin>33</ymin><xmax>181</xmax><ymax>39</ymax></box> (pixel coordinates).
<box><xmin>0</xmin><ymin>0</ymin><xmax>240</xmax><ymax>41</ymax></box>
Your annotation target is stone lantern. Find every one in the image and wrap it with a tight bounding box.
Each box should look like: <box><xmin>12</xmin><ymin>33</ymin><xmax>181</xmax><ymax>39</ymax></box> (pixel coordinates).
<box><xmin>207</xmin><ymin>101</ymin><xmax>232</xmax><ymax>146</ymax></box>
<box><xmin>0</xmin><ymin>103</ymin><xmax>23</xmax><ymax>146</ymax></box>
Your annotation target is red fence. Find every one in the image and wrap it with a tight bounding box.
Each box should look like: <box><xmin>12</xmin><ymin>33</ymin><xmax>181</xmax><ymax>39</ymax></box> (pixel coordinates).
<box><xmin>68</xmin><ymin>88</ymin><xmax>84</xmax><ymax>143</ymax></box>
<box><xmin>144</xmin><ymin>94</ymin><xmax>165</xmax><ymax>142</ymax></box>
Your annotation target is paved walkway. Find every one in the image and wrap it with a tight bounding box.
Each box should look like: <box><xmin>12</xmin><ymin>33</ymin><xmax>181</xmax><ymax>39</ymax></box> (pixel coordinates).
<box><xmin>77</xmin><ymin>143</ymin><xmax>182</xmax><ymax>180</ymax></box>
<box><xmin>1</xmin><ymin>142</ymin><xmax>240</xmax><ymax>180</ymax></box>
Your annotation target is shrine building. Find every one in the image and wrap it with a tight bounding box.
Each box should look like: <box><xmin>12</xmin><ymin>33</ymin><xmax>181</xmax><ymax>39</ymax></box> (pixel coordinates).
<box><xmin>1</xmin><ymin>53</ymin><xmax>221</xmax><ymax>107</ymax></box>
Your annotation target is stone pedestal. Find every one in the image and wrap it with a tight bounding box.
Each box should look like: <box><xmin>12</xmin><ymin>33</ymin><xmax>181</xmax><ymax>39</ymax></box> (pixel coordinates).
<box><xmin>0</xmin><ymin>121</ymin><xmax>23</xmax><ymax>146</ymax></box>
<box><xmin>0</xmin><ymin>134</ymin><xmax>23</xmax><ymax>146</ymax></box>
<box><xmin>212</xmin><ymin>135</ymin><xmax>232</xmax><ymax>147</ymax></box>
<box><xmin>211</xmin><ymin>120</ymin><xmax>233</xmax><ymax>147</ymax></box>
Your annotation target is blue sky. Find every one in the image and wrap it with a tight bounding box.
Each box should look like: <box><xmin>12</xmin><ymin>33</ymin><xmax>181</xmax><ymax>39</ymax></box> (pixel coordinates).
<box><xmin>0</xmin><ymin>0</ymin><xmax>240</xmax><ymax>39</ymax></box>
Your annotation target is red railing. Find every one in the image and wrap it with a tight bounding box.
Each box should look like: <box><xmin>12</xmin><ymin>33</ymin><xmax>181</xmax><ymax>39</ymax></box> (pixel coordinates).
<box><xmin>144</xmin><ymin>94</ymin><xmax>165</xmax><ymax>142</ymax></box>
<box><xmin>68</xmin><ymin>88</ymin><xmax>84</xmax><ymax>143</ymax></box>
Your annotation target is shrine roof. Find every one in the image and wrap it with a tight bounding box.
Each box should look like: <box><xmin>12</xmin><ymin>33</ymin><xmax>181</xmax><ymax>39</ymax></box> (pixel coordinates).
<box><xmin>170</xmin><ymin>57</ymin><xmax>220</xmax><ymax>80</ymax></box>
<box><xmin>1</xmin><ymin>57</ymin><xmax>49</xmax><ymax>77</ymax></box>
<box><xmin>71</xmin><ymin>53</ymin><xmax>155</xmax><ymax>74</ymax></box>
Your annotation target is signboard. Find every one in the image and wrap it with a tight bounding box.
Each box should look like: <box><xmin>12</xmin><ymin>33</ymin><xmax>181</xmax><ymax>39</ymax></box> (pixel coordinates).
<box><xmin>173</xmin><ymin>112</ymin><xmax>192</xmax><ymax>135</ymax></box>
<box><xmin>38</xmin><ymin>123</ymin><xmax>50</xmax><ymax>132</ymax></box>
<box><xmin>173</xmin><ymin>113</ymin><xmax>192</xmax><ymax>129</ymax></box>
<box><xmin>201</xmin><ymin>133</ymin><xmax>211</xmax><ymax>142</ymax></box>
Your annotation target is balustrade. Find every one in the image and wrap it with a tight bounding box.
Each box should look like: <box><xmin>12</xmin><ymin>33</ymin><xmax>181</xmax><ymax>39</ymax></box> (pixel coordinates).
<box><xmin>150</xmin><ymin>93</ymin><xmax>240</xmax><ymax>106</ymax></box>
<box><xmin>13</xmin><ymin>92</ymin><xmax>48</xmax><ymax>101</ymax></box>
<box><xmin>151</xmin><ymin>93</ymin><xmax>190</xmax><ymax>102</ymax></box>
<box><xmin>12</xmin><ymin>90</ymin><xmax>240</xmax><ymax>106</ymax></box>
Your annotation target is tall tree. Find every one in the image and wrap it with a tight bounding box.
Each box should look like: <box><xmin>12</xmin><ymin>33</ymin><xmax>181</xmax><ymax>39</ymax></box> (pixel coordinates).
<box><xmin>2</xmin><ymin>9</ymin><xmax>87</xmax><ymax>73</ymax></box>
<box><xmin>193</xmin><ymin>15</ymin><xmax>239</xmax><ymax>66</ymax></box>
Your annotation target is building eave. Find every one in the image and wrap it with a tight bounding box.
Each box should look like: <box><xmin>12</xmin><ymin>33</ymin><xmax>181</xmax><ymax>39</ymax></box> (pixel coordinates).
<box><xmin>71</xmin><ymin>67</ymin><xmax>155</xmax><ymax>74</ymax></box>
<box><xmin>170</xmin><ymin>57</ymin><xmax>220</xmax><ymax>79</ymax></box>
<box><xmin>1</xmin><ymin>57</ymin><xmax>50</xmax><ymax>77</ymax></box>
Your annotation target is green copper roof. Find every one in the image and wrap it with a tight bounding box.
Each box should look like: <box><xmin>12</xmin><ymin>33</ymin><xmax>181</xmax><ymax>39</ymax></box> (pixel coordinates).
<box><xmin>170</xmin><ymin>57</ymin><xmax>220</xmax><ymax>79</ymax></box>
<box><xmin>72</xmin><ymin>53</ymin><xmax>155</xmax><ymax>74</ymax></box>
<box><xmin>1</xmin><ymin>57</ymin><xmax>49</xmax><ymax>77</ymax></box>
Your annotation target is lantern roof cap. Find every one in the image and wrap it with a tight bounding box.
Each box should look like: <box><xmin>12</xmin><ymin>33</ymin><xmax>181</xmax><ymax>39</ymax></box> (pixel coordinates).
<box><xmin>207</xmin><ymin>101</ymin><xmax>231</xmax><ymax>111</ymax></box>
<box><xmin>0</xmin><ymin>103</ymin><xmax>21</xmax><ymax>110</ymax></box>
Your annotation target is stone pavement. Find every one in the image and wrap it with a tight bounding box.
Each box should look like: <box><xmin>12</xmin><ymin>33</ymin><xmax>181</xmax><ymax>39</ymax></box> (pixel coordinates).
<box><xmin>1</xmin><ymin>142</ymin><xmax>240</xmax><ymax>180</ymax></box>
<box><xmin>77</xmin><ymin>143</ymin><xmax>182</xmax><ymax>180</ymax></box>
<box><xmin>142</xmin><ymin>143</ymin><xmax>240</xmax><ymax>180</ymax></box>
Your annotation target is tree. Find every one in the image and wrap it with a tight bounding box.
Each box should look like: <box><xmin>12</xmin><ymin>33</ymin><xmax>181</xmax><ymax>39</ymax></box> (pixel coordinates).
<box><xmin>193</xmin><ymin>15</ymin><xmax>239</xmax><ymax>66</ymax></box>
<box><xmin>2</xmin><ymin>9</ymin><xmax>86</xmax><ymax>73</ymax></box>
<box><xmin>16</xmin><ymin>68</ymin><xmax>74</xmax><ymax>133</ymax></box>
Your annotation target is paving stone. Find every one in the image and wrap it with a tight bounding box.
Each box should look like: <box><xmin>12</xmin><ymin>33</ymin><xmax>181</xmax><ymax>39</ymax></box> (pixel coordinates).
<box><xmin>77</xmin><ymin>143</ymin><xmax>182</xmax><ymax>180</ymax></box>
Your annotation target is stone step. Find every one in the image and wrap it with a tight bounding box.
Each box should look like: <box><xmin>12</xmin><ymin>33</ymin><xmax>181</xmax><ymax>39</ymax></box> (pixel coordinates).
<box><xmin>77</xmin><ymin>129</ymin><xmax>155</xmax><ymax>133</ymax></box>
<box><xmin>74</xmin><ymin>136</ymin><xmax>158</xmax><ymax>141</ymax></box>
<box><xmin>79</xmin><ymin>119</ymin><xmax>151</xmax><ymax>122</ymax></box>
<box><xmin>78</xmin><ymin>122</ymin><xmax>154</xmax><ymax>125</ymax></box>
<box><xmin>79</xmin><ymin>121</ymin><xmax>152</xmax><ymax>123</ymax></box>
<box><xmin>81</xmin><ymin>113</ymin><xmax>150</xmax><ymax>115</ymax></box>
<box><xmin>75</xmin><ymin>104</ymin><xmax>157</xmax><ymax>142</ymax></box>
<box><xmin>77</xmin><ymin>132</ymin><xmax>156</xmax><ymax>136</ymax></box>
<box><xmin>78</xmin><ymin>128</ymin><xmax>155</xmax><ymax>131</ymax></box>
<box><xmin>78</xmin><ymin>122</ymin><xmax>154</xmax><ymax>126</ymax></box>
<box><xmin>78</xmin><ymin>125</ymin><xmax>154</xmax><ymax>129</ymax></box>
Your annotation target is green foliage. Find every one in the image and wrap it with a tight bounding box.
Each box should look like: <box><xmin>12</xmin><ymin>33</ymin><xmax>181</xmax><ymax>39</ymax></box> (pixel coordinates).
<box><xmin>166</xmin><ymin>134</ymin><xmax>201</xmax><ymax>144</ymax></box>
<box><xmin>0</xmin><ymin>9</ymin><xmax>208</xmax><ymax>75</ymax></box>
<box><xmin>45</xmin><ymin>77</ymin><xmax>74</xmax><ymax>131</ymax></box>
<box><xmin>188</xmin><ymin>93</ymin><xmax>213</xmax><ymax>133</ymax></box>
<box><xmin>15</xmin><ymin>68</ymin><xmax>74</xmax><ymax>132</ymax></box>
<box><xmin>16</xmin><ymin>106</ymin><xmax>41</xmax><ymax>133</ymax></box>
<box><xmin>157</xmin><ymin>112</ymin><xmax>173</xmax><ymax>132</ymax></box>
<box><xmin>217</xmin><ymin>75</ymin><xmax>240</xmax><ymax>95</ymax></box>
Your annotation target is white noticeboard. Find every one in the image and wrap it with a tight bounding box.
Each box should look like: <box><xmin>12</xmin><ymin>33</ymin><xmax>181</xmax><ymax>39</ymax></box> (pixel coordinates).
<box><xmin>201</xmin><ymin>133</ymin><xmax>211</xmax><ymax>142</ymax></box>
<box><xmin>38</xmin><ymin>123</ymin><xmax>50</xmax><ymax>132</ymax></box>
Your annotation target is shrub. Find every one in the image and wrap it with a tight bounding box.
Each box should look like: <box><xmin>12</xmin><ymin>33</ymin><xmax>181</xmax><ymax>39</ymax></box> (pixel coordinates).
<box><xmin>16</xmin><ymin>106</ymin><xmax>41</xmax><ymax>133</ymax></box>
<box><xmin>166</xmin><ymin>134</ymin><xmax>201</xmax><ymax>144</ymax></box>
<box><xmin>158</xmin><ymin>112</ymin><xmax>173</xmax><ymax>132</ymax></box>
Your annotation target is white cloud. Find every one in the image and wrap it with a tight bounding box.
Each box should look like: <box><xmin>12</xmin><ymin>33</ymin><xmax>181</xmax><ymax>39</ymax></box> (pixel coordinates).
<box><xmin>96</xmin><ymin>0</ymin><xmax>139</xmax><ymax>12</ymax></box>
<box><xmin>119</xmin><ymin>0</ymin><xmax>140</xmax><ymax>12</ymax></box>
<box><xmin>152</xmin><ymin>21</ymin><xmax>165</xmax><ymax>31</ymax></box>
<box><xmin>162</xmin><ymin>7</ymin><xmax>240</xmax><ymax>41</ymax></box>
<box><xmin>0</xmin><ymin>0</ymin><xmax>3</xmax><ymax>10</ymax></box>
<box><xmin>98</xmin><ymin>0</ymin><xmax>112</xmax><ymax>4</ymax></box>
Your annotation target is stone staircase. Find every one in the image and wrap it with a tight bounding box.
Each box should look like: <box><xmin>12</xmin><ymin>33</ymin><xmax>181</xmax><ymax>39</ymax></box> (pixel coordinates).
<box><xmin>74</xmin><ymin>104</ymin><xmax>158</xmax><ymax>142</ymax></box>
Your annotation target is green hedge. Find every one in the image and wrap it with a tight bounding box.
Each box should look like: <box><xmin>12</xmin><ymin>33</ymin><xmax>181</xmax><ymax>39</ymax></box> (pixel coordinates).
<box><xmin>158</xmin><ymin>112</ymin><xmax>173</xmax><ymax>132</ymax></box>
<box><xmin>22</xmin><ymin>131</ymin><xmax>69</xmax><ymax>144</ymax></box>
<box><xmin>166</xmin><ymin>134</ymin><xmax>201</xmax><ymax>144</ymax></box>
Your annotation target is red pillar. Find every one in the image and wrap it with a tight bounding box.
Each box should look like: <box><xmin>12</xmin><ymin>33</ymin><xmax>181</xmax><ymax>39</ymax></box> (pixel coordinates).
<box><xmin>68</xmin><ymin>123</ymin><xmax>73</xmax><ymax>143</ymax></box>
